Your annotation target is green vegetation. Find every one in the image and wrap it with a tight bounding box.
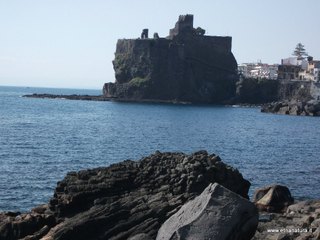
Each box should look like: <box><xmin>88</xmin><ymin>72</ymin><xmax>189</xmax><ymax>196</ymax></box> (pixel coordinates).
<box><xmin>129</xmin><ymin>77</ymin><xmax>149</xmax><ymax>87</ymax></box>
<box><xmin>292</xmin><ymin>43</ymin><xmax>308</xmax><ymax>60</ymax></box>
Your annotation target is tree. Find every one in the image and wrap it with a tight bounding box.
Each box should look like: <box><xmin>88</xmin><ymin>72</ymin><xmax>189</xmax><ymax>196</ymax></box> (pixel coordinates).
<box><xmin>292</xmin><ymin>43</ymin><xmax>308</xmax><ymax>60</ymax></box>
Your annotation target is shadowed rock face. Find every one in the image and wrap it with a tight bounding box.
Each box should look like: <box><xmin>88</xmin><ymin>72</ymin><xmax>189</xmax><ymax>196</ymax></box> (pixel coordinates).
<box><xmin>46</xmin><ymin>151</ymin><xmax>249</xmax><ymax>240</ymax></box>
<box><xmin>103</xmin><ymin>15</ymin><xmax>238</xmax><ymax>104</ymax></box>
<box><xmin>0</xmin><ymin>151</ymin><xmax>250</xmax><ymax>240</ymax></box>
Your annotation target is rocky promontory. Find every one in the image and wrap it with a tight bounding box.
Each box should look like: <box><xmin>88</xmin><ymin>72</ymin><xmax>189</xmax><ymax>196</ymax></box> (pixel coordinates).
<box><xmin>0</xmin><ymin>151</ymin><xmax>252</xmax><ymax>240</ymax></box>
<box><xmin>103</xmin><ymin>14</ymin><xmax>238</xmax><ymax>104</ymax></box>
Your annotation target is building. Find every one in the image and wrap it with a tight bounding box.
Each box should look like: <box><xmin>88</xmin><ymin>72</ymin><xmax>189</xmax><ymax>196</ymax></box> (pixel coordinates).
<box><xmin>278</xmin><ymin>64</ymin><xmax>301</xmax><ymax>80</ymax></box>
<box><xmin>277</xmin><ymin>56</ymin><xmax>320</xmax><ymax>82</ymax></box>
<box><xmin>297</xmin><ymin>57</ymin><xmax>320</xmax><ymax>82</ymax></box>
<box><xmin>238</xmin><ymin>62</ymin><xmax>278</xmax><ymax>79</ymax></box>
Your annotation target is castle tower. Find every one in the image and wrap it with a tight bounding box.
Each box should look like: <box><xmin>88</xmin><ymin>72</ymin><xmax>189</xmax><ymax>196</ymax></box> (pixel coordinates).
<box><xmin>168</xmin><ymin>14</ymin><xmax>194</xmax><ymax>39</ymax></box>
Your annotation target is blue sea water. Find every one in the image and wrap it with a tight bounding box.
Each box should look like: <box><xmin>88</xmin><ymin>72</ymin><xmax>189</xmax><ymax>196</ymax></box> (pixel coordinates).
<box><xmin>0</xmin><ymin>86</ymin><xmax>319</xmax><ymax>212</ymax></box>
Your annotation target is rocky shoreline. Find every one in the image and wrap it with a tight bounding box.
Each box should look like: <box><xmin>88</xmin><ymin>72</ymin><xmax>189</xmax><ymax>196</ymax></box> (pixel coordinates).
<box><xmin>0</xmin><ymin>151</ymin><xmax>319</xmax><ymax>240</ymax></box>
<box><xmin>23</xmin><ymin>93</ymin><xmax>192</xmax><ymax>105</ymax></box>
<box><xmin>261</xmin><ymin>100</ymin><xmax>320</xmax><ymax>116</ymax></box>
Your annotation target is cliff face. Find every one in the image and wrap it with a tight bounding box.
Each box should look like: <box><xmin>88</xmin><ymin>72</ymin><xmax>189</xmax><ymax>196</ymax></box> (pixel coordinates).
<box><xmin>103</xmin><ymin>15</ymin><xmax>238</xmax><ymax>103</ymax></box>
<box><xmin>236</xmin><ymin>78</ymin><xmax>318</xmax><ymax>104</ymax></box>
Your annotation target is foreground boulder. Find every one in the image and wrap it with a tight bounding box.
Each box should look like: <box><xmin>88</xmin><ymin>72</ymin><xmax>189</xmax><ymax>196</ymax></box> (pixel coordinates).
<box><xmin>253</xmin><ymin>185</ymin><xmax>294</xmax><ymax>213</ymax></box>
<box><xmin>156</xmin><ymin>183</ymin><xmax>258</xmax><ymax>240</ymax></box>
<box><xmin>0</xmin><ymin>151</ymin><xmax>250</xmax><ymax>240</ymax></box>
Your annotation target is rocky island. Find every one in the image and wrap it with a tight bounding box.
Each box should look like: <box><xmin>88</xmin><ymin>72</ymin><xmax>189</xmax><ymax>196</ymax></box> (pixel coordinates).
<box><xmin>103</xmin><ymin>14</ymin><xmax>238</xmax><ymax>104</ymax></box>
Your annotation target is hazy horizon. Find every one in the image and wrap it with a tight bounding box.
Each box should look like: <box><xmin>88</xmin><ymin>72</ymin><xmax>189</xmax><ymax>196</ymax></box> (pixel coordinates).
<box><xmin>1</xmin><ymin>0</ymin><xmax>319</xmax><ymax>89</ymax></box>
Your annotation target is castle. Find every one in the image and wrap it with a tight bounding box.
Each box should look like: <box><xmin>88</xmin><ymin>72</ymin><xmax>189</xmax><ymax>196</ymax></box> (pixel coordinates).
<box><xmin>103</xmin><ymin>14</ymin><xmax>238</xmax><ymax>103</ymax></box>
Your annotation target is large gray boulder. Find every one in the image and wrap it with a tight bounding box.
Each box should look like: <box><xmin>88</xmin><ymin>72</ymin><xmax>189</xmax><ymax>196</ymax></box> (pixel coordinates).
<box><xmin>156</xmin><ymin>183</ymin><xmax>258</xmax><ymax>240</ymax></box>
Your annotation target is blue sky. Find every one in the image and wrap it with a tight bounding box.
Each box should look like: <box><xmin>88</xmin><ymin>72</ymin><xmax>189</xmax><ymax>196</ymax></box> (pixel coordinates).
<box><xmin>1</xmin><ymin>0</ymin><xmax>319</xmax><ymax>89</ymax></box>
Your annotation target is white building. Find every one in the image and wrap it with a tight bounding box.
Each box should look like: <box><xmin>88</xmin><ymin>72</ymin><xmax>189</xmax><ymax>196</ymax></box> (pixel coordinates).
<box><xmin>297</xmin><ymin>57</ymin><xmax>320</xmax><ymax>82</ymax></box>
<box><xmin>238</xmin><ymin>62</ymin><xmax>278</xmax><ymax>80</ymax></box>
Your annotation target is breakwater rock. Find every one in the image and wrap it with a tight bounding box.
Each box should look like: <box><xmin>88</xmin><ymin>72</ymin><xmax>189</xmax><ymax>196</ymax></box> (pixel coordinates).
<box><xmin>0</xmin><ymin>151</ymin><xmax>251</xmax><ymax>240</ymax></box>
<box><xmin>23</xmin><ymin>93</ymin><xmax>112</xmax><ymax>101</ymax></box>
<box><xmin>261</xmin><ymin>100</ymin><xmax>320</xmax><ymax>116</ymax></box>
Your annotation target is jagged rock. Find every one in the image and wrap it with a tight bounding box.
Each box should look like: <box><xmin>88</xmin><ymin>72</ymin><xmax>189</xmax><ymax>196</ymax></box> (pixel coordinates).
<box><xmin>253</xmin><ymin>200</ymin><xmax>320</xmax><ymax>240</ymax></box>
<box><xmin>128</xmin><ymin>233</ymin><xmax>152</xmax><ymax>240</ymax></box>
<box><xmin>103</xmin><ymin>14</ymin><xmax>238</xmax><ymax>103</ymax></box>
<box><xmin>156</xmin><ymin>183</ymin><xmax>258</xmax><ymax>240</ymax></box>
<box><xmin>0</xmin><ymin>211</ymin><xmax>56</xmax><ymax>240</ymax></box>
<box><xmin>44</xmin><ymin>151</ymin><xmax>249</xmax><ymax>240</ymax></box>
<box><xmin>0</xmin><ymin>151</ymin><xmax>250</xmax><ymax>240</ymax></box>
<box><xmin>261</xmin><ymin>100</ymin><xmax>320</xmax><ymax>116</ymax></box>
<box><xmin>253</xmin><ymin>185</ymin><xmax>294</xmax><ymax>213</ymax></box>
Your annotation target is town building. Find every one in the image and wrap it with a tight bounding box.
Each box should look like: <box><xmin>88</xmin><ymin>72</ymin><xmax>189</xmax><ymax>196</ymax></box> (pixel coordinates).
<box><xmin>277</xmin><ymin>56</ymin><xmax>320</xmax><ymax>82</ymax></box>
<box><xmin>238</xmin><ymin>62</ymin><xmax>278</xmax><ymax>80</ymax></box>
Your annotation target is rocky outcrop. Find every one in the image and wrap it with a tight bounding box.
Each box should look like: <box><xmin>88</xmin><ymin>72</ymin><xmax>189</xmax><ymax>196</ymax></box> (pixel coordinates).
<box><xmin>0</xmin><ymin>151</ymin><xmax>250</xmax><ymax>240</ymax></box>
<box><xmin>156</xmin><ymin>183</ymin><xmax>258</xmax><ymax>240</ymax></box>
<box><xmin>103</xmin><ymin>14</ymin><xmax>238</xmax><ymax>104</ymax></box>
<box><xmin>253</xmin><ymin>200</ymin><xmax>320</xmax><ymax>240</ymax></box>
<box><xmin>235</xmin><ymin>78</ymin><xmax>280</xmax><ymax>104</ymax></box>
<box><xmin>23</xmin><ymin>94</ymin><xmax>111</xmax><ymax>101</ymax></box>
<box><xmin>0</xmin><ymin>206</ymin><xmax>55</xmax><ymax>240</ymax></box>
<box><xmin>261</xmin><ymin>100</ymin><xmax>320</xmax><ymax>116</ymax></box>
<box><xmin>253</xmin><ymin>186</ymin><xmax>320</xmax><ymax>239</ymax></box>
<box><xmin>253</xmin><ymin>185</ymin><xmax>294</xmax><ymax>213</ymax></box>
<box><xmin>235</xmin><ymin>78</ymin><xmax>317</xmax><ymax>104</ymax></box>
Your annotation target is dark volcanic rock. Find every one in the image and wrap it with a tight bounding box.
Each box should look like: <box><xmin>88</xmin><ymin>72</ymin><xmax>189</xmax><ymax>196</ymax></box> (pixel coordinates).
<box><xmin>253</xmin><ymin>185</ymin><xmax>294</xmax><ymax>213</ymax></box>
<box><xmin>0</xmin><ymin>151</ymin><xmax>251</xmax><ymax>240</ymax></box>
<box><xmin>253</xmin><ymin>200</ymin><xmax>320</xmax><ymax>240</ymax></box>
<box><xmin>103</xmin><ymin>14</ymin><xmax>238</xmax><ymax>104</ymax></box>
<box><xmin>45</xmin><ymin>151</ymin><xmax>250</xmax><ymax>240</ymax></box>
<box><xmin>23</xmin><ymin>93</ymin><xmax>111</xmax><ymax>101</ymax></box>
<box><xmin>235</xmin><ymin>78</ymin><xmax>280</xmax><ymax>104</ymax></box>
<box><xmin>0</xmin><ymin>207</ymin><xmax>56</xmax><ymax>240</ymax></box>
<box><xmin>261</xmin><ymin>100</ymin><xmax>320</xmax><ymax>116</ymax></box>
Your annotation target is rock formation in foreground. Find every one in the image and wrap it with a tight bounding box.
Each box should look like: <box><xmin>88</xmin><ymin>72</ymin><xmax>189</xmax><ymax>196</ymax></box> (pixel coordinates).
<box><xmin>103</xmin><ymin>14</ymin><xmax>238</xmax><ymax>104</ymax></box>
<box><xmin>157</xmin><ymin>183</ymin><xmax>258</xmax><ymax>240</ymax></box>
<box><xmin>0</xmin><ymin>151</ymin><xmax>250</xmax><ymax>240</ymax></box>
<box><xmin>253</xmin><ymin>200</ymin><xmax>320</xmax><ymax>240</ymax></box>
<box><xmin>252</xmin><ymin>185</ymin><xmax>320</xmax><ymax>240</ymax></box>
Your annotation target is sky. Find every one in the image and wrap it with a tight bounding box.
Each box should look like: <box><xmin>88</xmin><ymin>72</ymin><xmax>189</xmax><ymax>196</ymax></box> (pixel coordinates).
<box><xmin>0</xmin><ymin>0</ymin><xmax>319</xmax><ymax>89</ymax></box>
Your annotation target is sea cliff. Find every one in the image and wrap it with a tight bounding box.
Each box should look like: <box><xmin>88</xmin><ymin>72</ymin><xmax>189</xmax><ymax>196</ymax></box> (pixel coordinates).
<box><xmin>103</xmin><ymin>14</ymin><xmax>238</xmax><ymax>104</ymax></box>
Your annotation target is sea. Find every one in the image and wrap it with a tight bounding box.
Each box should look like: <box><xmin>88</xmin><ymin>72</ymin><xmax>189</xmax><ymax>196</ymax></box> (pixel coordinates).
<box><xmin>0</xmin><ymin>86</ymin><xmax>319</xmax><ymax>212</ymax></box>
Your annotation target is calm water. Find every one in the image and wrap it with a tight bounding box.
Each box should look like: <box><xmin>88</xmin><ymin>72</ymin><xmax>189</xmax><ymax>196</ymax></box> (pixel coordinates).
<box><xmin>0</xmin><ymin>86</ymin><xmax>319</xmax><ymax>212</ymax></box>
